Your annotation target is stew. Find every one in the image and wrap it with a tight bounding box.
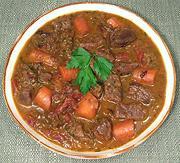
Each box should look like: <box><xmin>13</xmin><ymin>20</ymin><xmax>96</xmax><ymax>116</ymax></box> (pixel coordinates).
<box><xmin>12</xmin><ymin>11</ymin><xmax>166</xmax><ymax>152</ymax></box>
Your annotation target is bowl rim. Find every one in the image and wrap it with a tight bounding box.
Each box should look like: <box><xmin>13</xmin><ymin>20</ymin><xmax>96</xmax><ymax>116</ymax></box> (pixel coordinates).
<box><xmin>2</xmin><ymin>2</ymin><xmax>176</xmax><ymax>159</ymax></box>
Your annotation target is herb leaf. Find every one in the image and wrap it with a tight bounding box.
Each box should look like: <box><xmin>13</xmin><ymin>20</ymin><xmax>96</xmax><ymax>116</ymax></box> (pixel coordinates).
<box><xmin>66</xmin><ymin>47</ymin><xmax>113</xmax><ymax>94</ymax></box>
<box><xmin>67</xmin><ymin>47</ymin><xmax>91</xmax><ymax>69</ymax></box>
<box><xmin>75</xmin><ymin>66</ymin><xmax>97</xmax><ymax>94</ymax></box>
<box><xmin>93</xmin><ymin>55</ymin><xmax>113</xmax><ymax>81</ymax></box>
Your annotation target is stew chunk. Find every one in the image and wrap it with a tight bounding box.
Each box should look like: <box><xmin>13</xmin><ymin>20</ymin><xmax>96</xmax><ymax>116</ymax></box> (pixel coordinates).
<box><xmin>76</xmin><ymin>92</ymin><xmax>99</xmax><ymax>119</ymax></box>
<box><xmin>110</xmin><ymin>28</ymin><xmax>136</xmax><ymax>47</ymax></box>
<box><xmin>34</xmin><ymin>86</ymin><xmax>52</xmax><ymax>110</ymax></box>
<box><xmin>95</xmin><ymin>118</ymin><xmax>112</xmax><ymax>141</ymax></box>
<box><xmin>114</xmin><ymin>103</ymin><xmax>147</xmax><ymax>120</ymax></box>
<box><xmin>104</xmin><ymin>74</ymin><xmax>122</xmax><ymax>103</ymax></box>
<box><xmin>113</xmin><ymin>119</ymin><xmax>135</xmax><ymax>142</ymax></box>
<box><xmin>128</xmin><ymin>83</ymin><xmax>153</xmax><ymax>105</ymax></box>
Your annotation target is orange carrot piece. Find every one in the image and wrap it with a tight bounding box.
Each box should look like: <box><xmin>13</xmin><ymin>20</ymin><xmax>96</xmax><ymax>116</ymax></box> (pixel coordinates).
<box><xmin>76</xmin><ymin>92</ymin><xmax>99</xmax><ymax>119</ymax></box>
<box><xmin>59</xmin><ymin>66</ymin><xmax>78</xmax><ymax>82</ymax></box>
<box><xmin>74</xmin><ymin>16</ymin><xmax>90</xmax><ymax>35</ymax></box>
<box><xmin>34</xmin><ymin>86</ymin><xmax>52</xmax><ymax>111</ymax></box>
<box><xmin>133</xmin><ymin>68</ymin><xmax>157</xmax><ymax>85</ymax></box>
<box><xmin>113</xmin><ymin>119</ymin><xmax>135</xmax><ymax>142</ymax></box>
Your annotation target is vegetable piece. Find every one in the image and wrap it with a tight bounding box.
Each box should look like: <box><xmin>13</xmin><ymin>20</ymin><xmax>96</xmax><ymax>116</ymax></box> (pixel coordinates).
<box><xmin>59</xmin><ymin>66</ymin><xmax>78</xmax><ymax>82</ymax></box>
<box><xmin>74</xmin><ymin>16</ymin><xmax>90</xmax><ymax>35</ymax></box>
<box><xmin>94</xmin><ymin>55</ymin><xmax>113</xmax><ymax>81</ymax></box>
<box><xmin>34</xmin><ymin>86</ymin><xmax>52</xmax><ymax>110</ymax></box>
<box><xmin>76</xmin><ymin>92</ymin><xmax>99</xmax><ymax>119</ymax></box>
<box><xmin>113</xmin><ymin>119</ymin><xmax>135</xmax><ymax>142</ymax></box>
<box><xmin>28</xmin><ymin>49</ymin><xmax>58</xmax><ymax>67</ymax></box>
<box><xmin>107</xmin><ymin>17</ymin><xmax>122</xmax><ymax>28</ymax></box>
<box><xmin>133</xmin><ymin>68</ymin><xmax>157</xmax><ymax>85</ymax></box>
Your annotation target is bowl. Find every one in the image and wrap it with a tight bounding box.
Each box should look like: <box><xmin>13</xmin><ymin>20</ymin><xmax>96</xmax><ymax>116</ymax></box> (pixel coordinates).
<box><xmin>3</xmin><ymin>2</ymin><xmax>176</xmax><ymax>159</ymax></box>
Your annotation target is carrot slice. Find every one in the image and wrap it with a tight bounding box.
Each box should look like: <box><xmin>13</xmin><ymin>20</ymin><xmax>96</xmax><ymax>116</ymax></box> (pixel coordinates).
<box><xmin>107</xmin><ymin>17</ymin><xmax>123</xmax><ymax>28</ymax></box>
<box><xmin>74</xmin><ymin>16</ymin><xmax>90</xmax><ymax>35</ymax></box>
<box><xmin>133</xmin><ymin>68</ymin><xmax>157</xmax><ymax>85</ymax></box>
<box><xmin>76</xmin><ymin>92</ymin><xmax>99</xmax><ymax>119</ymax></box>
<box><xmin>29</xmin><ymin>49</ymin><xmax>57</xmax><ymax>67</ymax></box>
<box><xmin>34</xmin><ymin>86</ymin><xmax>52</xmax><ymax>111</ymax></box>
<box><xmin>59</xmin><ymin>66</ymin><xmax>78</xmax><ymax>82</ymax></box>
<box><xmin>113</xmin><ymin>119</ymin><xmax>135</xmax><ymax>142</ymax></box>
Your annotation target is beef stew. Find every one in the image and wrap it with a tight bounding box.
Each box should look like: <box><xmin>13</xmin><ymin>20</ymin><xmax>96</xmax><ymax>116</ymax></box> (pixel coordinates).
<box><xmin>12</xmin><ymin>11</ymin><xmax>166</xmax><ymax>152</ymax></box>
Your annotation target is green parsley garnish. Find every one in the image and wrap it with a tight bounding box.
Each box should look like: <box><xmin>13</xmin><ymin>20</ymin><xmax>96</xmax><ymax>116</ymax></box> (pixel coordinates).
<box><xmin>67</xmin><ymin>47</ymin><xmax>113</xmax><ymax>94</ymax></box>
<box><xmin>94</xmin><ymin>55</ymin><xmax>113</xmax><ymax>81</ymax></box>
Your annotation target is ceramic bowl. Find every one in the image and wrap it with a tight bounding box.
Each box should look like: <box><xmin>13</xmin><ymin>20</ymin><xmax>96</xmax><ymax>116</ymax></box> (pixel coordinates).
<box><xmin>3</xmin><ymin>2</ymin><xmax>176</xmax><ymax>159</ymax></box>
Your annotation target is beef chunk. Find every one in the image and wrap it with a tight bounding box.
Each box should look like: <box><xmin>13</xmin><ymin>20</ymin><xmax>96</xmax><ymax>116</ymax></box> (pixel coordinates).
<box><xmin>55</xmin><ymin>97</ymin><xmax>76</xmax><ymax>114</ymax></box>
<box><xmin>68</xmin><ymin>123</ymin><xmax>85</xmax><ymax>138</ymax></box>
<box><xmin>128</xmin><ymin>83</ymin><xmax>153</xmax><ymax>105</ymax></box>
<box><xmin>114</xmin><ymin>103</ymin><xmax>147</xmax><ymax>120</ymax></box>
<box><xmin>95</xmin><ymin>118</ymin><xmax>112</xmax><ymax>141</ymax></box>
<box><xmin>38</xmin><ymin>72</ymin><xmax>52</xmax><ymax>84</ymax></box>
<box><xmin>110</xmin><ymin>28</ymin><xmax>136</xmax><ymax>47</ymax></box>
<box><xmin>104</xmin><ymin>74</ymin><xmax>122</xmax><ymax>103</ymax></box>
<box><xmin>52</xmin><ymin>16</ymin><xmax>72</xmax><ymax>31</ymax></box>
<box><xmin>55</xmin><ymin>92</ymin><xmax>82</xmax><ymax>114</ymax></box>
<box><xmin>114</xmin><ymin>61</ymin><xmax>139</xmax><ymax>75</ymax></box>
<box><xmin>18</xmin><ymin>89</ymin><xmax>32</xmax><ymax>106</ymax></box>
<box><xmin>90</xmin><ymin>84</ymin><xmax>103</xmax><ymax>99</ymax></box>
<box><xmin>74</xmin><ymin>34</ymin><xmax>114</xmax><ymax>62</ymax></box>
<box><xmin>15</xmin><ymin>63</ymin><xmax>37</xmax><ymax>89</ymax></box>
<box><xmin>32</xmin><ymin>17</ymin><xmax>74</xmax><ymax>58</ymax></box>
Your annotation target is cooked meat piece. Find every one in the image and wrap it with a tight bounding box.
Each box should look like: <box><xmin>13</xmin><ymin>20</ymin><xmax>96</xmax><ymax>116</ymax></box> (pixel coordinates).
<box><xmin>38</xmin><ymin>72</ymin><xmax>52</xmax><ymax>84</ymax></box>
<box><xmin>128</xmin><ymin>83</ymin><xmax>153</xmax><ymax>105</ymax></box>
<box><xmin>75</xmin><ymin>34</ymin><xmax>104</xmax><ymax>51</ymax></box>
<box><xmin>79</xmin><ymin>40</ymin><xmax>103</xmax><ymax>51</ymax></box>
<box><xmin>95</xmin><ymin>118</ymin><xmax>112</xmax><ymax>141</ymax></box>
<box><xmin>98</xmin><ymin>23</ymin><xmax>112</xmax><ymax>39</ymax></box>
<box><xmin>52</xmin><ymin>92</ymin><xmax>65</xmax><ymax>105</ymax></box>
<box><xmin>75</xmin><ymin>34</ymin><xmax>114</xmax><ymax>61</ymax></box>
<box><xmin>32</xmin><ymin>17</ymin><xmax>74</xmax><ymax>58</ymax></box>
<box><xmin>15</xmin><ymin>63</ymin><xmax>37</xmax><ymax>88</ymax></box>
<box><xmin>68</xmin><ymin>123</ymin><xmax>85</xmax><ymax>138</ymax></box>
<box><xmin>114</xmin><ymin>61</ymin><xmax>139</xmax><ymax>75</ymax></box>
<box><xmin>96</xmin><ymin>46</ymin><xmax>114</xmax><ymax>62</ymax></box>
<box><xmin>28</xmin><ymin>49</ymin><xmax>59</xmax><ymax>68</ymax></box>
<box><xmin>110</xmin><ymin>28</ymin><xmax>136</xmax><ymax>47</ymax></box>
<box><xmin>55</xmin><ymin>96</ymin><xmax>76</xmax><ymax>114</ymax></box>
<box><xmin>18</xmin><ymin>89</ymin><xmax>32</xmax><ymax>106</ymax></box>
<box><xmin>104</xmin><ymin>74</ymin><xmax>122</xmax><ymax>103</ymax></box>
<box><xmin>47</xmin><ymin>112</ymin><xmax>62</xmax><ymax>128</ymax></box>
<box><xmin>90</xmin><ymin>84</ymin><xmax>103</xmax><ymax>99</ymax></box>
<box><xmin>114</xmin><ymin>103</ymin><xmax>147</xmax><ymax>120</ymax></box>
<box><xmin>55</xmin><ymin>92</ymin><xmax>82</xmax><ymax>114</ymax></box>
<box><xmin>114</xmin><ymin>52</ymin><xmax>130</xmax><ymax>62</ymax></box>
<box><xmin>51</xmin><ymin>75</ymin><xmax>64</xmax><ymax>93</ymax></box>
<box><xmin>52</xmin><ymin>16</ymin><xmax>72</xmax><ymax>31</ymax></box>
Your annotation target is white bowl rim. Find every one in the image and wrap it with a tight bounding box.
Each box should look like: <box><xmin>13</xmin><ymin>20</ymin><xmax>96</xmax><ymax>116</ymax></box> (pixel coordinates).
<box><xmin>3</xmin><ymin>2</ymin><xmax>176</xmax><ymax>159</ymax></box>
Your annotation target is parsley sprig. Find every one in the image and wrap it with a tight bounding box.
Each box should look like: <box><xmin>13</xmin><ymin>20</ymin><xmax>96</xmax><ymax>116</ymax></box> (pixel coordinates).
<box><xmin>67</xmin><ymin>47</ymin><xmax>113</xmax><ymax>94</ymax></box>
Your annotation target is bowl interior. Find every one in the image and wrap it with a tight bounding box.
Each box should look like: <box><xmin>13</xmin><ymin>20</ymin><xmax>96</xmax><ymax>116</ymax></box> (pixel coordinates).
<box><xmin>4</xmin><ymin>3</ymin><xmax>176</xmax><ymax>159</ymax></box>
